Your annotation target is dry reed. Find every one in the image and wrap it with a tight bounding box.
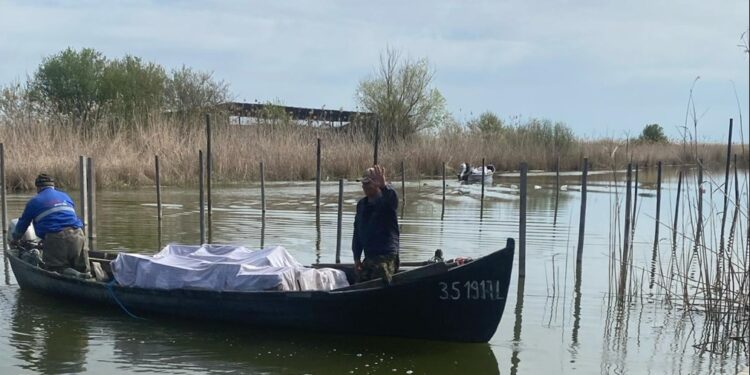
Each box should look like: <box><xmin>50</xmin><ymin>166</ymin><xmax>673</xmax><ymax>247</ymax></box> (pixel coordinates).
<box><xmin>0</xmin><ymin>114</ymin><xmax>744</xmax><ymax>190</ymax></box>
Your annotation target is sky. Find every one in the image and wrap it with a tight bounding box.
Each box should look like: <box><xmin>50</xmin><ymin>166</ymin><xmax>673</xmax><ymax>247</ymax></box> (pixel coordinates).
<box><xmin>0</xmin><ymin>0</ymin><xmax>748</xmax><ymax>141</ymax></box>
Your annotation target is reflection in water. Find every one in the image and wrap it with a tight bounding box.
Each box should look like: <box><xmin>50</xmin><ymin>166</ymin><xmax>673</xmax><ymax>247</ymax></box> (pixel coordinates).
<box><xmin>315</xmin><ymin>219</ymin><xmax>321</xmax><ymax>264</ymax></box>
<box><xmin>0</xmin><ymin>171</ymin><xmax>747</xmax><ymax>374</ymax></box>
<box><xmin>111</xmin><ymin>321</ymin><xmax>501</xmax><ymax>374</ymax></box>
<box><xmin>208</xmin><ymin>213</ymin><xmax>213</xmax><ymax>244</ymax></box>
<box><xmin>510</xmin><ymin>276</ymin><xmax>525</xmax><ymax>375</ymax></box>
<box><xmin>10</xmin><ymin>291</ymin><xmax>89</xmax><ymax>374</ymax></box>
<box><xmin>4</xmin><ymin>288</ymin><xmax>499</xmax><ymax>374</ymax></box>
<box><xmin>570</xmin><ymin>263</ymin><xmax>582</xmax><ymax>360</ymax></box>
<box><xmin>156</xmin><ymin>220</ymin><xmax>163</xmax><ymax>251</ymax></box>
<box><xmin>3</xmin><ymin>250</ymin><xmax>8</xmax><ymax>285</ymax></box>
<box><xmin>649</xmin><ymin>237</ymin><xmax>659</xmax><ymax>291</ymax></box>
<box><xmin>603</xmin><ymin>288</ymin><xmax>633</xmax><ymax>375</ymax></box>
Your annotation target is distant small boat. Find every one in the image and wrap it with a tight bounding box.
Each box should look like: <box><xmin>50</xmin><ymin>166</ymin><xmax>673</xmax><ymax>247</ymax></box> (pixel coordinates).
<box><xmin>458</xmin><ymin>163</ymin><xmax>495</xmax><ymax>185</ymax></box>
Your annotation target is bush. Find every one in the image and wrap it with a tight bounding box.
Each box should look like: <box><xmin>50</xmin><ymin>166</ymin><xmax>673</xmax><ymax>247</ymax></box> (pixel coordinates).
<box><xmin>468</xmin><ymin>111</ymin><xmax>504</xmax><ymax>134</ymax></box>
<box><xmin>639</xmin><ymin>123</ymin><xmax>668</xmax><ymax>143</ymax></box>
<box><xmin>254</xmin><ymin>102</ymin><xmax>294</xmax><ymax>130</ymax></box>
<box><xmin>511</xmin><ymin>118</ymin><xmax>575</xmax><ymax>153</ymax></box>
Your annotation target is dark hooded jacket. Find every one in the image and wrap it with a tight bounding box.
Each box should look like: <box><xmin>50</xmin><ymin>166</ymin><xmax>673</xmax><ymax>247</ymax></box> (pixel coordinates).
<box><xmin>352</xmin><ymin>185</ymin><xmax>399</xmax><ymax>261</ymax></box>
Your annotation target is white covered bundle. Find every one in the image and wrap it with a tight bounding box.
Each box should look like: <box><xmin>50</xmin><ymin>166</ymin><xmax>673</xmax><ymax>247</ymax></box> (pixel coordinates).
<box><xmin>112</xmin><ymin>244</ymin><xmax>349</xmax><ymax>292</ymax></box>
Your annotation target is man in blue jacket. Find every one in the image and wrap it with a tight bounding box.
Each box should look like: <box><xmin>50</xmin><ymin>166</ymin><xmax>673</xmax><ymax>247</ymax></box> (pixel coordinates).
<box><xmin>352</xmin><ymin>165</ymin><xmax>400</xmax><ymax>283</ymax></box>
<box><xmin>13</xmin><ymin>174</ymin><xmax>89</xmax><ymax>274</ymax></box>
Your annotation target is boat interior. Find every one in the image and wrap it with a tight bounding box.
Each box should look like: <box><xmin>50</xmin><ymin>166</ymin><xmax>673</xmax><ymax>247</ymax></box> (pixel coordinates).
<box><xmin>11</xmin><ymin>245</ymin><xmax>468</xmax><ymax>291</ymax></box>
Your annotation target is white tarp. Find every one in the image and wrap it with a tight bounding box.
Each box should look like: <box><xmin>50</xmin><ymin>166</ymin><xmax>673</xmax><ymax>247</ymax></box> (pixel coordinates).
<box><xmin>112</xmin><ymin>244</ymin><xmax>349</xmax><ymax>291</ymax></box>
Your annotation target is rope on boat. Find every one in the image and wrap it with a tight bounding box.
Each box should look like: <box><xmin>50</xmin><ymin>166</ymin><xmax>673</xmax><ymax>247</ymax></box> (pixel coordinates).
<box><xmin>105</xmin><ymin>280</ymin><xmax>146</xmax><ymax>320</ymax></box>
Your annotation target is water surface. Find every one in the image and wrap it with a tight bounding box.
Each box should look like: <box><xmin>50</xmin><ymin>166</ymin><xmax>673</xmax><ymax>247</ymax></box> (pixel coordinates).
<box><xmin>1</xmin><ymin>168</ymin><xmax>747</xmax><ymax>374</ymax></box>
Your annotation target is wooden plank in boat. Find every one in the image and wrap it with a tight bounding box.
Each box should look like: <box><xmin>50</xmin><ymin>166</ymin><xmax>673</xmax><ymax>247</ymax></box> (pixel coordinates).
<box><xmin>336</xmin><ymin>262</ymin><xmax>449</xmax><ymax>291</ymax></box>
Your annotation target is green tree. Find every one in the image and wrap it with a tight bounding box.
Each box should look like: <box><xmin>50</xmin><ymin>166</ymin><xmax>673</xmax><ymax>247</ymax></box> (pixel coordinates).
<box><xmin>355</xmin><ymin>48</ymin><xmax>448</xmax><ymax>140</ymax></box>
<box><xmin>30</xmin><ymin>47</ymin><xmax>106</xmax><ymax>123</ymax></box>
<box><xmin>101</xmin><ymin>55</ymin><xmax>167</xmax><ymax>124</ymax></box>
<box><xmin>165</xmin><ymin>65</ymin><xmax>230</xmax><ymax>118</ymax></box>
<box><xmin>468</xmin><ymin>111</ymin><xmax>504</xmax><ymax>134</ymax></box>
<box><xmin>639</xmin><ymin>124</ymin><xmax>668</xmax><ymax>143</ymax></box>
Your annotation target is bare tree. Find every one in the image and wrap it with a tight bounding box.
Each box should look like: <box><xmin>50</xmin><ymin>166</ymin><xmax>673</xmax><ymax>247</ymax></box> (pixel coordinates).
<box><xmin>356</xmin><ymin>48</ymin><xmax>447</xmax><ymax>140</ymax></box>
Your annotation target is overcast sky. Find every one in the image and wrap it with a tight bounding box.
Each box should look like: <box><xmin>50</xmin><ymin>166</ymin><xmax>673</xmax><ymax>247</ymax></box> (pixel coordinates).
<box><xmin>0</xmin><ymin>1</ymin><xmax>747</xmax><ymax>140</ymax></box>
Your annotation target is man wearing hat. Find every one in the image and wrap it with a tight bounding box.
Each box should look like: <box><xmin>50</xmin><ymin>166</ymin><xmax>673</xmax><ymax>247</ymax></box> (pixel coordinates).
<box><xmin>12</xmin><ymin>174</ymin><xmax>89</xmax><ymax>274</ymax></box>
<box><xmin>352</xmin><ymin>165</ymin><xmax>400</xmax><ymax>283</ymax></box>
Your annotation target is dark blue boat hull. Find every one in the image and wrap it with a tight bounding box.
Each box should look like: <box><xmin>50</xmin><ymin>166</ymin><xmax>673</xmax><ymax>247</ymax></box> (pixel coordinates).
<box><xmin>6</xmin><ymin>239</ymin><xmax>514</xmax><ymax>343</ymax></box>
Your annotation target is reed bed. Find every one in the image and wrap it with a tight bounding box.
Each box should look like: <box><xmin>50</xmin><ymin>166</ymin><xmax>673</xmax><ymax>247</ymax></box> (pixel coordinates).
<box><xmin>605</xmin><ymin>152</ymin><xmax>749</xmax><ymax>357</ymax></box>
<box><xmin>0</xmin><ymin>114</ymin><xmax>744</xmax><ymax>190</ymax></box>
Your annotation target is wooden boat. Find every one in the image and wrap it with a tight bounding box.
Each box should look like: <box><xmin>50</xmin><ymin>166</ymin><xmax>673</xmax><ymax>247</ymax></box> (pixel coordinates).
<box><xmin>5</xmin><ymin>238</ymin><xmax>514</xmax><ymax>343</ymax></box>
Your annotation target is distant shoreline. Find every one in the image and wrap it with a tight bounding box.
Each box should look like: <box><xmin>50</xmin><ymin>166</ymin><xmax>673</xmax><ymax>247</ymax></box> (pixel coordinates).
<box><xmin>0</xmin><ymin>117</ymin><xmax>743</xmax><ymax>191</ymax></box>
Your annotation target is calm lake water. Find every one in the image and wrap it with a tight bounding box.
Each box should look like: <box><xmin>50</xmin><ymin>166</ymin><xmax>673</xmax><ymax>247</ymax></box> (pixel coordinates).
<box><xmin>1</xmin><ymin>168</ymin><xmax>748</xmax><ymax>374</ymax></box>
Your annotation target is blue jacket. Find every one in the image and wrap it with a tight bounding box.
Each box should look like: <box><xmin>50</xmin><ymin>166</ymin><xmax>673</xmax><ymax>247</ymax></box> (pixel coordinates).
<box><xmin>13</xmin><ymin>187</ymin><xmax>83</xmax><ymax>239</ymax></box>
<box><xmin>352</xmin><ymin>185</ymin><xmax>400</xmax><ymax>262</ymax></box>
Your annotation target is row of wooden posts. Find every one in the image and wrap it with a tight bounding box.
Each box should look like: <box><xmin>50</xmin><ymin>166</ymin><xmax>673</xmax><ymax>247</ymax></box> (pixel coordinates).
<box><xmin>4</xmin><ymin>115</ymin><xmax>736</xmax><ymax>285</ymax></box>
<box><xmin>0</xmin><ymin>114</ymin><xmax>582</xmax><ymax>278</ymax></box>
<box><xmin>189</xmin><ymin>117</ymin><xmax>595</xmax><ymax>274</ymax></box>
<box><xmin>0</xmin><ymin>149</ymin><xmax>99</xmax><ymax>251</ymax></box>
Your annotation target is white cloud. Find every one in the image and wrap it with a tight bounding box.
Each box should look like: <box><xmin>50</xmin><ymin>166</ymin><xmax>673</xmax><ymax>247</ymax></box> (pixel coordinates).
<box><xmin>0</xmin><ymin>0</ymin><xmax>747</xmax><ymax>139</ymax></box>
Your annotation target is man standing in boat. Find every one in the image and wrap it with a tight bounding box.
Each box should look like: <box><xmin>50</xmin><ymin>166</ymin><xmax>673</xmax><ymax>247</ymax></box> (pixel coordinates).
<box><xmin>12</xmin><ymin>174</ymin><xmax>89</xmax><ymax>275</ymax></box>
<box><xmin>352</xmin><ymin>165</ymin><xmax>400</xmax><ymax>283</ymax></box>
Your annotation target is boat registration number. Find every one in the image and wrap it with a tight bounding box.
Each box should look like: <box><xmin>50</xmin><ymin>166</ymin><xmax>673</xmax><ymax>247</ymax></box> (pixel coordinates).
<box><xmin>438</xmin><ymin>280</ymin><xmax>504</xmax><ymax>301</ymax></box>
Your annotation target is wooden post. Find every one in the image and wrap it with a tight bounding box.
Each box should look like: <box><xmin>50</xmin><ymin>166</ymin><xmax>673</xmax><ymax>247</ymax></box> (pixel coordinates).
<box><xmin>336</xmin><ymin>179</ymin><xmax>343</xmax><ymax>264</ymax></box>
<box><xmin>631</xmin><ymin>163</ymin><xmax>639</xmax><ymax>231</ymax></box>
<box><xmin>519</xmin><ymin>162</ymin><xmax>528</xmax><ymax>278</ymax></box>
<box><xmin>205</xmin><ymin>114</ymin><xmax>212</xmax><ymax>226</ymax></box>
<box><xmin>0</xmin><ymin>144</ymin><xmax>6</xmax><ymax>250</ymax></box>
<box><xmin>199</xmin><ymin>150</ymin><xmax>205</xmax><ymax>244</ymax></box>
<box><xmin>554</xmin><ymin>155</ymin><xmax>560</xmax><ymax>225</ymax></box>
<box><xmin>260</xmin><ymin>161</ymin><xmax>266</xmax><ymax>213</ymax></box>
<box><xmin>441</xmin><ymin>162</ymin><xmax>446</xmax><ymax>220</ymax></box>
<box><xmin>649</xmin><ymin>161</ymin><xmax>662</xmax><ymax>289</ymax></box>
<box><xmin>671</xmin><ymin>170</ymin><xmax>683</xmax><ymax>269</ymax></box>
<box><xmin>652</xmin><ymin>161</ymin><xmax>662</xmax><ymax>253</ymax></box>
<box><xmin>86</xmin><ymin>157</ymin><xmax>96</xmax><ymax>252</ymax></box>
<box><xmin>373</xmin><ymin>120</ymin><xmax>379</xmax><ymax>165</ymax></box>
<box><xmin>619</xmin><ymin>163</ymin><xmax>633</xmax><ymax>298</ymax></box>
<box><xmin>576</xmin><ymin>157</ymin><xmax>588</xmax><ymax>264</ymax></box>
<box><xmin>155</xmin><ymin>155</ymin><xmax>162</xmax><ymax>222</ymax></box>
<box><xmin>480</xmin><ymin>157</ymin><xmax>486</xmax><ymax>220</ymax></box>
<box><xmin>316</xmin><ymin>138</ymin><xmax>321</xmax><ymax>222</ymax></box>
<box><xmin>718</xmin><ymin>119</ymin><xmax>733</xmax><ymax>279</ymax></box>
<box><xmin>623</xmin><ymin>163</ymin><xmax>633</xmax><ymax>262</ymax></box>
<box><xmin>79</xmin><ymin>156</ymin><xmax>88</xmax><ymax>231</ymax></box>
